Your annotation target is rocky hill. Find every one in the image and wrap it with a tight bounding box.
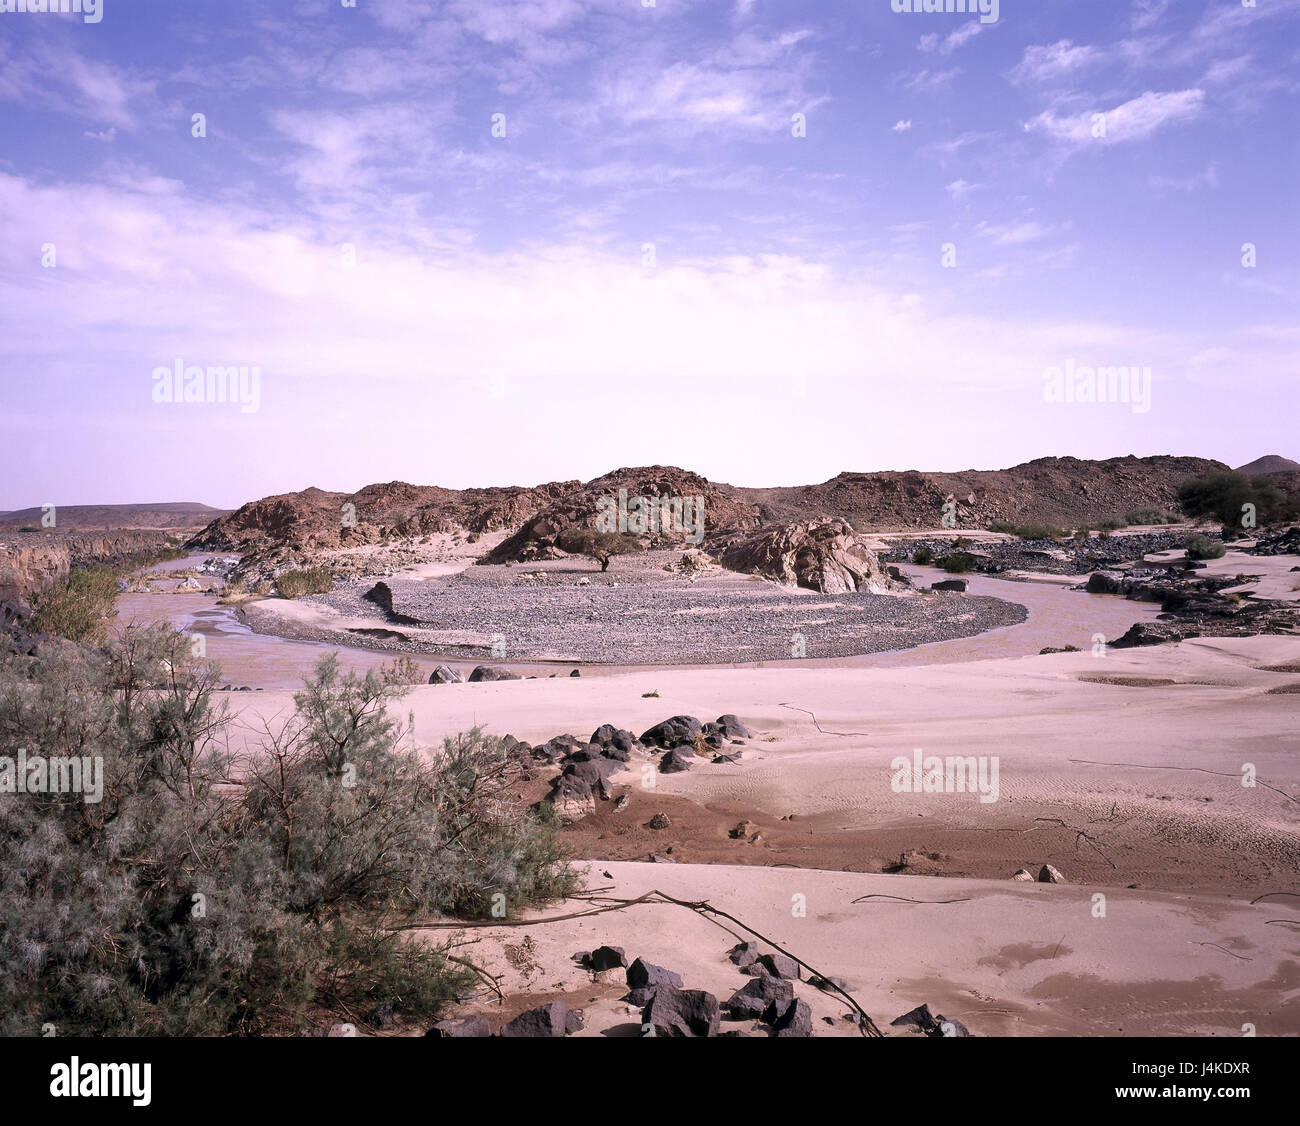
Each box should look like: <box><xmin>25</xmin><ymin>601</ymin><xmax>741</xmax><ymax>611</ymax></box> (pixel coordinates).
<box><xmin>189</xmin><ymin>480</ymin><xmax>580</xmax><ymax>556</ymax></box>
<box><xmin>1235</xmin><ymin>455</ymin><xmax>1300</xmax><ymax>475</ymax></box>
<box><xmin>192</xmin><ymin>455</ymin><xmax>1236</xmax><ymax>574</ymax></box>
<box><xmin>482</xmin><ymin>467</ymin><xmax>762</xmax><ymax>563</ymax></box>
<box><xmin>737</xmin><ymin>455</ymin><xmax>1227</xmax><ymax>531</ymax></box>
<box><xmin>0</xmin><ymin>502</ymin><xmax>227</xmax><ymax>533</ymax></box>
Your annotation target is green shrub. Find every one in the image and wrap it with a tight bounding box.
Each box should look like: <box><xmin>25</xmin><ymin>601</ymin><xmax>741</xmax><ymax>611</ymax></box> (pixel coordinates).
<box><xmin>30</xmin><ymin>566</ymin><xmax>121</xmax><ymax>644</ymax></box>
<box><xmin>276</xmin><ymin>566</ymin><xmax>334</xmax><ymax>598</ymax></box>
<box><xmin>1185</xmin><ymin>534</ymin><xmax>1226</xmax><ymax>560</ymax></box>
<box><xmin>1178</xmin><ymin>472</ymin><xmax>1288</xmax><ymax>528</ymax></box>
<box><xmin>989</xmin><ymin>522</ymin><xmax>1065</xmax><ymax>540</ymax></box>
<box><xmin>1124</xmin><ymin>509</ymin><xmax>1177</xmax><ymax>526</ymax></box>
<box><xmin>936</xmin><ymin>551</ymin><xmax>977</xmax><ymax>574</ymax></box>
<box><xmin>0</xmin><ymin>635</ymin><xmax>578</xmax><ymax>1036</ymax></box>
<box><xmin>912</xmin><ymin>545</ymin><xmax>934</xmax><ymax>565</ymax></box>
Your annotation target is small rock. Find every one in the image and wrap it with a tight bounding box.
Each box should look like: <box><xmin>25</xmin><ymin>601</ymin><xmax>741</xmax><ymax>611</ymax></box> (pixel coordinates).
<box><xmin>767</xmin><ymin>998</ymin><xmax>813</xmax><ymax>1038</ymax></box>
<box><xmin>425</xmin><ymin>1016</ymin><xmax>491</xmax><ymax>1038</ymax></box>
<box><xmin>1038</xmin><ymin>864</ymin><xmax>1067</xmax><ymax>884</ymax></box>
<box><xmin>808</xmin><ymin>975</ymin><xmax>852</xmax><ymax>995</ymax></box>
<box><xmin>648</xmin><ymin>812</ymin><xmax>671</xmax><ymax>830</ymax></box>
<box><xmin>499</xmin><ymin>1001</ymin><xmax>571</xmax><ymax>1038</ymax></box>
<box><xmin>728</xmin><ymin>941</ymin><xmax>760</xmax><ymax>968</ymax></box>
<box><xmin>658</xmin><ymin>749</ymin><xmax>694</xmax><ymax>774</ymax></box>
<box><xmin>627</xmin><ymin>959</ymin><xmax>683</xmax><ymax>991</ymax></box>
<box><xmin>745</xmin><ymin>952</ymin><xmax>800</xmax><ymax>980</ymax></box>
<box><xmin>586</xmin><ymin>945</ymin><xmax>628</xmax><ymax>972</ymax></box>
<box><xmin>726</xmin><ymin>975</ymin><xmax>793</xmax><ymax>1021</ymax></box>
<box><xmin>1011</xmin><ymin>868</ymin><xmax>1035</xmax><ymax>882</ymax></box>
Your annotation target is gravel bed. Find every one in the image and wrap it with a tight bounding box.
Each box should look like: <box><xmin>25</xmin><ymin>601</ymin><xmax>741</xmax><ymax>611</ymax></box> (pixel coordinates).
<box><xmin>252</xmin><ymin>559</ymin><xmax>1028</xmax><ymax>665</ymax></box>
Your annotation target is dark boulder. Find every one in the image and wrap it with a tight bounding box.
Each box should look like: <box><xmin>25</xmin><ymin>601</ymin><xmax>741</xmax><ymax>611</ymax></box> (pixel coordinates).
<box><xmin>658</xmin><ymin>749</ymin><xmax>694</xmax><ymax>774</ymax></box>
<box><xmin>428</xmin><ymin>664</ymin><xmax>465</xmax><ymax>685</ymax></box>
<box><xmin>642</xmin><ymin>986</ymin><xmax>720</xmax><ymax>1038</ymax></box>
<box><xmin>499</xmin><ymin>1001</ymin><xmax>571</xmax><ymax>1037</ymax></box>
<box><xmin>586</xmin><ymin>945</ymin><xmax>628</xmax><ymax>972</ymax></box>
<box><xmin>727</xmin><ymin>941</ymin><xmax>760</xmax><ymax>969</ymax></box>
<box><xmin>930</xmin><ymin>579</ymin><xmax>968</xmax><ymax>593</ymax></box>
<box><xmin>640</xmin><ymin>715</ymin><xmax>703</xmax><ymax>749</ymax></box>
<box><xmin>766</xmin><ymin>997</ymin><xmax>813</xmax><ymax>1037</ymax></box>
<box><xmin>468</xmin><ymin>665</ymin><xmax>524</xmax><ymax>682</ymax></box>
<box><xmin>627</xmin><ymin>959</ymin><xmax>683</xmax><ymax>991</ymax></box>
<box><xmin>745</xmin><ymin>952</ymin><xmax>800</xmax><ymax>980</ymax></box>
<box><xmin>726</xmin><ymin>976</ymin><xmax>793</xmax><ymax>1021</ymax></box>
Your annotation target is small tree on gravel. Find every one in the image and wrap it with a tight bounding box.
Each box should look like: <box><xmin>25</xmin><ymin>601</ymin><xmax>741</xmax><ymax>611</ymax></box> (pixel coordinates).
<box><xmin>556</xmin><ymin>528</ymin><xmax>641</xmax><ymax>572</ymax></box>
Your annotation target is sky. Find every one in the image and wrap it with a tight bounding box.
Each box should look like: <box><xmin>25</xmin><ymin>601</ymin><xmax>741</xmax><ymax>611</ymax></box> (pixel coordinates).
<box><xmin>0</xmin><ymin>0</ymin><xmax>1297</xmax><ymax>509</ymax></box>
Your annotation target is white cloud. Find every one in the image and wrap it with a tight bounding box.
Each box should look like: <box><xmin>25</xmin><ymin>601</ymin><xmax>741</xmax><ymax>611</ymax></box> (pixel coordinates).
<box><xmin>1130</xmin><ymin>0</ymin><xmax>1172</xmax><ymax>33</ymax></box>
<box><xmin>1025</xmin><ymin>89</ymin><xmax>1205</xmax><ymax>145</ymax></box>
<box><xmin>918</xmin><ymin>22</ymin><xmax>986</xmax><ymax>56</ymax></box>
<box><xmin>1009</xmin><ymin>40</ymin><xmax>1101</xmax><ymax>85</ymax></box>
<box><xmin>892</xmin><ymin>119</ymin><xmax>913</xmax><ymax>132</ymax></box>
<box><xmin>905</xmin><ymin>68</ymin><xmax>960</xmax><ymax>92</ymax></box>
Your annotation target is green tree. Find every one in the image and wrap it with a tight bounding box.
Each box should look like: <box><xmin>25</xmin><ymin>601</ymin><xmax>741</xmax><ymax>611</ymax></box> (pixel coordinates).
<box><xmin>557</xmin><ymin>527</ymin><xmax>641</xmax><ymax>571</ymax></box>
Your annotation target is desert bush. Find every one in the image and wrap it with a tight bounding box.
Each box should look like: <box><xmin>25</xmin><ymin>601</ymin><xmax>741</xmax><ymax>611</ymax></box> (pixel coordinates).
<box><xmin>936</xmin><ymin>551</ymin><xmax>977</xmax><ymax>574</ymax></box>
<box><xmin>29</xmin><ymin>566</ymin><xmax>121</xmax><ymax>644</ymax></box>
<box><xmin>275</xmin><ymin>567</ymin><xmax>334</xmax><ymax>598</ymax></box>
<box><xmin>0</xmin><ymin>634</ymin><xmax>575</xmax><ymax>1036</ymax></box>
<box><xmin>988</xmin><ymin>522</ymin><xmax>1065</xmax><ymax>540</ymax></box>
<box><xmin>1185</xmin><ymin>534</ymin><xmax>1226</xmax><ymax>560</ymax></box>
<box><xmin>912</xmin><ymin>546</ymin><xmax>934</xmax><ymax>565</ymax></box>
<box><xmin>1124</xmin><ymin>509</ymin><xmax>1177</xmax><ymax>526</ymax></box>
<box><xmin>379</xmin><ymin>655</ymin><xmax>424</xmax><ymax>686</ymax></box>
<box><xmin>1178</xmin><ymin>472</ymin><xmax>1290</xmax><ymax>528</ymax></box>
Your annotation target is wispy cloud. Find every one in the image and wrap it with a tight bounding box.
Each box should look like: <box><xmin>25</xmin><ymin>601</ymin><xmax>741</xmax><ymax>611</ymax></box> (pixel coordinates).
<box><xmin>919</xmin><ymin>22</ymin><xmax>987</xmax><ymax>56</ymax></box>
<box><xmin>1008</xmin><ymin>40</ymin><xmax>1101</xmax><ymax>85</ymax></box>
<box><xmin>1025</xmin><ymin>89</ymin><xmax>1205</xmax><ymax>146</ymax></box>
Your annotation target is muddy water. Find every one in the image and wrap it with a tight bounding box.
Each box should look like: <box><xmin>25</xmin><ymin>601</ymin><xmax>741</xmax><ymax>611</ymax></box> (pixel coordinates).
<box><xmin>114</xmin><ymin>554</ymin><xmax>1166</xmax><ymax>690</ymax></box>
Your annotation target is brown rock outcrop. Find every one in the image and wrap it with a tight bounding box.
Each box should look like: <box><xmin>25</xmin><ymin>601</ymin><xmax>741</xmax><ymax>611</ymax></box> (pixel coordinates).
<box><xmin>719</xmin><ymin>519</ymin><xmax>910</xmax><ymax>595</ymax></box>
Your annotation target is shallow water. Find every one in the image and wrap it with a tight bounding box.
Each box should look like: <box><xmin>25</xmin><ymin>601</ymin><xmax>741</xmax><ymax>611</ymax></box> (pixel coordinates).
<box><xmin>113</xmin><ymin>554</ymin><xmax>1166</xmax><ymax>690</ymax></box>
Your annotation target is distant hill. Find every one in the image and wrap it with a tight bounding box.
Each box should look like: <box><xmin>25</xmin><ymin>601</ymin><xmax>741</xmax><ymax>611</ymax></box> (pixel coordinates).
<box><xmin>0</xmin><ymin>502</ymin><xmax>229</xmax><ymax>533</ymax></box>
<box><xmin>1235</xmin><ymin>455</ymin><xmax>1300</xmax><ymax>475</ymax></box>
<box><xmin>193</xmin><ymin>455</ymin><xmax>1230</xmax><ymax>569</ymax></box>
<box><xmin>736</xmin><ymin>455</ymin><xmax>1227</xmax><ymax>532</ymax></box>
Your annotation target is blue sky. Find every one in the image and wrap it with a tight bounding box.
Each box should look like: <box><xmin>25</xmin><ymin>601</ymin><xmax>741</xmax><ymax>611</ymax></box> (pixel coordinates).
<box><xmin>1</xmin><ymin>0</ymin><xmax>1297</xmax><ymax>508</ymax></box>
